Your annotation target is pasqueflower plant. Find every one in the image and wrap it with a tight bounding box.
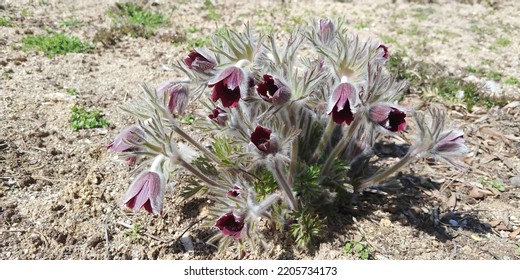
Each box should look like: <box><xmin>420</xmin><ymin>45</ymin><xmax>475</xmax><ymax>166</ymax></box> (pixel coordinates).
<box><xmin>108</xmin><ymin>19</ymin><xmax>468</xmax><ymax>254</ymax></box>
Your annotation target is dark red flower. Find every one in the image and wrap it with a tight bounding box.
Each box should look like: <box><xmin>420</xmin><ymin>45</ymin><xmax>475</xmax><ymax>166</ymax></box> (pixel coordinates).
<box><xmin>256</xmin><ymin>74</ymin><xmax>291</xmax><ymax>105</ymax></box>
<box><xmin>369</xmin><ymin>104</ymin><xmax>407</xmax><ymax>132</ymax></box>
<box><xmin>208</xmin><ymin>106</ymin><xmax>227</xmax><ymax>126</ymax></box>
<box><xmin>215</xmin><ymin>212</ymin><xmax>244</xmax><ymax>239</ymax></box>
<box><xmin>122</xmin><ymin>171</ymin><xmax>164</xmax><ymax>215</ymax></box>
<box><xmin>250</xmin><ymin>125</ymin><xmax>278</xmax><ymax>154</ymax></box>
<box><xmin>327</xmin><ymin>83</ymin><xmax>357</xmax><ymax>125</ymax></box>
<box><xmin>226</xmin><ymin>185</ymin><xmax>242</xmax><ymax>198</ymax></box>
<box><xmin>208</xmin><ymin>66</ymin><xmax>244</xmax><ymax>108</ymax></box>
<box><xmin>183</xmin><ymin>49</ymin><xmax>216</xmax><ymax>72</ymax></box>
<box><xmin>377</xmin><ymin>44</ymin><xmax>389</xmax><ymax>60</ymax></box>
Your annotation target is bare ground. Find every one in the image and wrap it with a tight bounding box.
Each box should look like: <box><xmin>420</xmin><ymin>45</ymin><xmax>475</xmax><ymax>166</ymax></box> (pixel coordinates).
<box><xmin>1</xmin><ymin>0</ymin><xmax>519</xmax><ymax>260</ymax></box>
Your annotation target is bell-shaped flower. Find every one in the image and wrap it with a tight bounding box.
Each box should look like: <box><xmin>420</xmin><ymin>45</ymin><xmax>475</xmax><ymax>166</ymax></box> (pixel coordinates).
<box><xmin>250</xmin><ymin>125</ymin><xmax>278</xmax><ymax>154</ymax></box>
<box><xmin>107</xmin><ymin>125</ymin><xmax>144</xmax><ymax>164</ymax></box>
<box><xmin>208</xmin><ymin>106</ymin><xmax>228</xmax><ymax>126</ymax></box>
<box><xmin>183</xmin><ymin>48</ymin><xmax>216</xmax><ymax>73</ymax></box>
<box><xmin>208</xmin><ymin>66</ymin><xmax>245</xmax><ymax>108</ymax></box>
<box><xmin>256</xmin><ymin>74</ymin><xmax>291</xmax><ymax>105</ymax></box>
<box><xmin>369</xmin><ymin>103</ymin><xmax>407</xmax><ymax>132</ymax></box>
<box><xmin>327</xmin><ymin>82</ymin><xmax>358</xmax><ymax>125</ymax></box>
<box><xmin>214</xmin><ymin>212</ymin><xmax>245</xmax><ymax>239</ymax></box>
<box><xmin>156</xmin><ymin>81</ymin><xmax>189</xmax><ymax>115</ymax></box>
<box><xmin>318</xmin><ymin>18</ymin><xmax>335</xmax><ymax>45</ymax></box>
<box><xmin>122</xmin><ymin>171</ymin><xmax>164</xmax><ymax>215</ymax></box>
<box><xmin>430</xmin><ymin>129</ymin><xmax>469</xmax><ymax>169</ymax></box>
<box><xmin>226</xmin><ymin>185</ymin><xmax>242</xmax><ymax>198</ymax></box>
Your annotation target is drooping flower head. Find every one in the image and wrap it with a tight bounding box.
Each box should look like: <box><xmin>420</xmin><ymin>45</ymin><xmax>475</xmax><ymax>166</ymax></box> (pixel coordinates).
<box><xmin>369</xmin><ymin>104</ymin><xmax>407</xmax><ymax>132</ymax></box>
<box><xmin>122</xmin><ymin>171</ymin><xmax>164</xmax><ymax>215</ymax></box>
<box><xmin>214</xmin><ymin>212</ymin><xmax>245</xmax><ymax>239</ymax></box>
<box><xmin>250</xmin><ymin>125</ymin><xmax>278</xmax><ymax>154</ymax></box>
<box><xmin>156</xmin><ymin>81</ymin><xmax>189</xmax><ymax>115</ymax></box>
<box><xmin>432</xmin><ymin>130</ymin><xmax>467</xmax><ymax>155</ymax></box>
<box><xmin>256</xmin><ymin>74</ymin><xmax>291</xmax><ymax>105</ymax></box>
<box><xmin>107</xmin><ymin>125</ymin><xmax>144</xmax><ymax>164</ymax></box>
<box><xmin>327</xmin><ymin>82</ymin><xmax>358</xmax><ymax>125</ymax></box>
<box><xmin>208</xmin><ymin>66</ymin><xmax>244</xmax><ymax>108</ymax></box>
<box><xmin>208</xmin><ymin>106</ymin><xmax>227</xmax><ymax>126</ymax></box>
<box><xmin>183</xmin><ymin>49</ymin><xmax>216</xmax><ymax>73</ymax></box>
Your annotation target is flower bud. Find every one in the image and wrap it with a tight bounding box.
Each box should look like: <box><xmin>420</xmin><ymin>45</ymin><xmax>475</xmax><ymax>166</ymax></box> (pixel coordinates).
<box><xmin>107</xmin><ymin>125</ymin><xmax>144</xmax><ymax>164</ymax></box>
<box><xmin>208</xmin><ymin>106</ymin><xmax>228</xmax><ymax>126</ymax></box>
<box><xmin>226</xmin><ymin>185</ymin><xmax>242</xmax><ymax>198</ymax></box>
<box><xmin>183</xmin><ymin>49</ymin><xmax>216</xmax><ymax>73</ymax></box>
<box><xmin>156</xmin><ymin>81</ymin><xmax>189</xmax><ymax>115</ymax></box>
<box><xmin>318</xmin><ymin>18</ymin><xmax>335</xmax><ymax>45</ymax></box>
<box><xmin>256</xmin><ymin>74</ymin><xmax>291</xmax><ymax>105</ymax></box>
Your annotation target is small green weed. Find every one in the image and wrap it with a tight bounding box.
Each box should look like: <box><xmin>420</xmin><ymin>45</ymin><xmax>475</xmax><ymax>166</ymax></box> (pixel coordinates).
<box><xmin>490</xmin><ymin>180</ymin><xmax>505</xmax><ymax>192</ymax></box>
<box><xmin>343</xmin><ymin>239</ymin><xmax>372</xmax><ymax>260</ymax></box>
<box><xmin>60</xmin><ymin>17</ymin><xmax>83</xmax><ymax>28</ymax></box>
<box><xmin>0</xmin><ymin>16</ymin><xmax>12</xmax><ymax>27</ymax></box>
<box><xmin>66</xmin><ymin>88</ymin><xmax>78</xmax><ymax>96</ymax></box>
<box><xmin>21</xmin><ymin>8</ymin><xmax>31</xmax><ymax>18</ymax></box>
<box><xmin>493</xmin><ymin>37</ymin><xmax>511</xmax><ymax>47</ymax></box>
<box><xmin>486</xmin><ymin>71</ymin><xmax>502</xmax><ymax>82</ymax></box>
<box><xmin>186</xmin><ymin>36</ymin><xmax>210</xmax><ymax>50</ymax></box>
<box><xmin>504</xmin><ymin>77</ymin><xmax>518</xmax><ymax>85</ymax></box>
<box><xmin>124</xmin><ymin>223</ymin><xmax>142</xmax><ymax>239</ymax></box>
<box><xmin>70</xmin><ymin>106</ymin><xmax>109</xmax><ymax>131</ymax></box>
<box><xmin>109</xmin><ymin>2</ymin><xmax>167</xmax><ymax>30</ymax></box>
<box><xmin>187</xmin><ymin>26</ymin><xmax>200</xmax><ymax>33</ymax></box>
<box><xmin>179</xmin><ymin>114</ymin><xmax>195</xmax><ymax>125</ymax></box>
<box><xmin>22</xmin><ymin>33</ymin><xmax>92</xmax><ymax>58</ymax></box>
<box><xmin>202</xmin><ymin>0</ymin><xmax>220</xmax><ymax>20</ymax></box>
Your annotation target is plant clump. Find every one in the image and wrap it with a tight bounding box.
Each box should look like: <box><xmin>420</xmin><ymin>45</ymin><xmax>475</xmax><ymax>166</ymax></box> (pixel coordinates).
<box><xmin>107</xmin><ymin>19</ymin><xmax>469</xmax><ymax>255</ymax></box>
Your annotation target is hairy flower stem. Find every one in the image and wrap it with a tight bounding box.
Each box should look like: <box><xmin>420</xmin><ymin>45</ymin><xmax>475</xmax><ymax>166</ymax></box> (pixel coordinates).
<box><xmin>169</xmin><ymin>119</ymin><xmax>222</xmax><ymax>164</ymax></box>
<box><xmin>287</xmin><ymin>109</ymin><xmax>299</xmax><ymax>187</ymax></box>
<box><xmin>150</xmin><ymin>154</ymin><xmax>165</xmax><ymax>173</ymax></box>
<box><xmin>320</xmin><ymin>117</ymin><xmax>361</xmax><ymax>180</ymax></box>
<box><xmin>288</xmin><ymin>138</ymin><xmax>298</xmax><ymax>187</ymax></box>
<box><xmin>355</xmin><ymin>152</ymin><xmax>415</xmax><ymax>192</ymax></box>
<box><xmin>310</xmin><ymin>118</ymin><xmax>336</xmax><ymax>163</ymax></box>
<box><xmin>270</xmin><ymin>158</ymin><xmax>297</xmax><ymax>211</ymax></box>
<box><xmin>177</xmin><ymin>157</ymin><xmax>220</xmax><ymax>187</ymax></box>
